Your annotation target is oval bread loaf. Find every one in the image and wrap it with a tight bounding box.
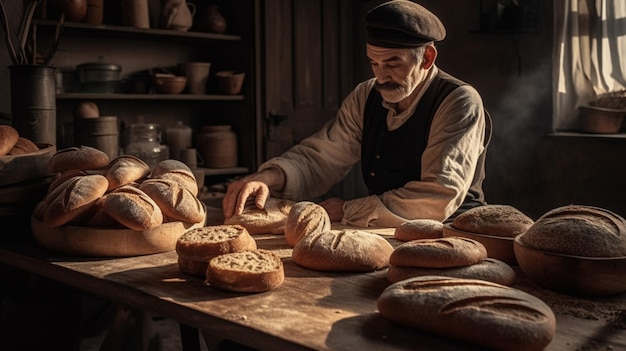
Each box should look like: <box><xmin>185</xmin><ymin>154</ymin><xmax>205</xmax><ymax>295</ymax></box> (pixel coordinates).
<box><xmin>518</xmin><ymin>204</ymin><xmax>626</xmax><ymax>257</ymax></box>
<box><xmin>104</xmin><ymin>155</ymin><xmax>151</xmax><ymax>191</ymax></box>
<box><xmin>451</xmin><ymin>204</ymin><xmax>534</xmax><ymax>237</ymax></box>
<box><xmin>102</xmin><ymin>185</ymin><xmax>163</xmax><ymax>230</ymax></box>
<box><xmin>0</xmin><ymin>124</ymin><xmax>19</xmax><ymax>156</ymax></box>
<box><xmin>394</xmin><ymin>219</ymin><xmax>444</xmax><ymax>241</ymax></box>
<box><xmin>387</xmin><ymin>257</ymin><xmax>516</xmax><ymax>286</ymax></box>
<box><xmin>43</xmin><ymin>174</ymin><xmax>109</xmax><ymax>227</ymax></box>
<box><xmin>224</xmin><ymin>198</ymin><xmax>295</xmax><ymax>234</ymax></box>
<box><xmin>377</xmin><ymin>276</ymin><xmax>556</xmax><ymax>351</ymax></box>
<box><xmin>292</xmin><ymin>229</ymin><xmax>394</xmax><ymax>272</ymax></box>
<box><xmin>284</xmin><ymin>201</ymin><xmax>331</xmax><ymax>247</ymax></box>
<box><xmin>8</xmin><ymin>137</ymin><xmax>39</xmax><ymax>155</ymax></box>
<box><xmin>139</xmin><ymin>178</ymin><xmax>205</xmax><ymax>224</ymax></box>
<box><xmin>48</xmin><ymin>146</ymin><xmax>110</xmax><ymax>173</ymax></box>
<box><xmin>206</xmin><ymin>249</ymin><xmax>284</xmax><ymax>293</ymax></box>
<box><xmin>389</xmin><ymin>237</ymin><xmax>487</xmax><ymax>268</ymax></box>
<box><xmin>151</xmin><ymin>159</ymin><xmax>198</xmax><ymax>196</ymax></box>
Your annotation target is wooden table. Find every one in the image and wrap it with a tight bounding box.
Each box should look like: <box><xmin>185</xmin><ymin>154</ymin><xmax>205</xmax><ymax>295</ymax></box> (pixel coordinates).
<box><xmin>1</xmin><ymin>227</ymin><xmax>625</xmax><ymax>351</ymax></box>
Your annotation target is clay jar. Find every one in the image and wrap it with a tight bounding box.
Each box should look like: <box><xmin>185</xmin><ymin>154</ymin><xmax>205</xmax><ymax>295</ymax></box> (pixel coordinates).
<box><xmin>196</xmin><ymin>125</ymin><xmax>237</xmax><ymax>168</ymax></box>
<box><xmin>197</xmin><ymin>4</ymin><xmax>227</xmax><ymax>33</ymax></box>
<box><xmin>160</xmin><ymin>0</ymin><xmax>196</xmax><ymax>31</ymax></box>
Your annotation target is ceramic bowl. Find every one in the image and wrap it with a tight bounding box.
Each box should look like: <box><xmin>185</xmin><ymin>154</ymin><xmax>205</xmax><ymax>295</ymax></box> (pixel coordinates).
<box><xmin>513</xmin><ymin>236</ymin><xmax>626</xmax><ymax>296</ymax></box>
<box><xmin>579</xmin><ymin>105</ymin><xmax>625</xmax><ymax>133</ymax></box>
<box><xmin>153</xmin><ymin>75</ymin><xmax>187</xmax><ymax>94</ymax></box>
<box><xmin>215</xmin><ymin>70</ymin><xmax>245</xmax><ymax>95</ymax></box>
<box><xmin>443</xmin><ymin>223</ymin><xmax>517</xmax><ymax>265</ymax></box>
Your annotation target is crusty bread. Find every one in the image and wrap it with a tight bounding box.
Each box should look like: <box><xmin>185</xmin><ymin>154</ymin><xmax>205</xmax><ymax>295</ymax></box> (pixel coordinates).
<box><xmin>292</xmin><ymin>229</ymin><xmax>394</xmax><ymax>272</ymax></box>
<box><xmin>389</xmin><ymin>237</ymin><xmax>487</xmax><ymax>268</ymax></box>
<box><xmin>151</xmin><ymin>159</ymin><xmax>198</xmax><ymax>196</ymax></box>
<box><xmin>387</xmin><ymin>257</ymin><xmax>516</xmax><ymax>286</ymax></box>
<box><xmin>224</xmin><ymin>198</ymin><xmax>295</xmax><ymax>234</ymax></box>
<box><xmin>139</xmin><ymin>178</ymin><xmax>206</xmax><ymax>224</ymax></box>
<box><xmin>0</xmin><ymin>124</ymin><xmax>19</xmax><ymax>156</ymax></box>
<box><xmin>43</xmin><ymin>174</ymin><xmax>109</xmax><ymax>227</ymax></box>
<box><xmin>518</xmin><ymin>204</ymin><xmax>626</xmax><ymax>257</ymax></box>
<box><xmin>48</xmin><ymin>146</ymin><xmax>110</xmax><ymax>173</ymax></box>
<box><xmin>394</xmin><ymin>219</ymin><xmax>443</xmax><ymax>241</ymax></box>
<box><xmin>47</xmin><ymin>170</ymin><xmax>89</xmax><ymax>194</ymax></box>
<box><xmin>76</xmin><ymin>195</ymin><xmax>123</xmax><ymax>228</ymax></box>
<box><xmin>103</xmin><ymin>155</ymin><xmax>151</xmax><ymax>191</ymax></box>
<box><xmin>377</xmin><ymin>276</ymin><xmax>556</xmax><ymax>351</ymax></box>
<box><xmin>284</xmin><ymin>201</ymin><xmax>331</xmax><ymax>247</ymax></box>
<box><xmin>176</xmin><ymin>225</ymin><xmax>257</xmax><ymax>276</ymax></box>
<box><xmin>8</xmin><ymin>137</ymin><xmax>39</xmax><ymax>155</ymax></box>
<box><xmin>102</xmin><ymin>185</ymin><xmax>164</xmax><ymax>230</ymax></box>
<box><xmin>151</xmin><ymin>159</ymin><xmax>192</xmax><ymax>175</ymax></box>
<box><xmin>206</xmin><ymin>249</ymin><xmax>284</xmax><ymax>293</ymax></box>
<box><xmin>451</xmin><ymin>204</ymin><xmax>534</xmax><ymax>237</ymax></box>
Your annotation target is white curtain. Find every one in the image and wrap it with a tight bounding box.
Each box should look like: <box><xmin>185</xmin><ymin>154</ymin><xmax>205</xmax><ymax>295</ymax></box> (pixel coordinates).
<box><xmin>553</xmin><ymin>0</ymin><xmax>626</xmax><ymax>131</ymax></box>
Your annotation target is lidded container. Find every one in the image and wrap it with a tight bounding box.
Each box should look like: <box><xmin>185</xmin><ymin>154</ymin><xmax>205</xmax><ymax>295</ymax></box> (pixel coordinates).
<box><xmin>196</xmin><ymin>125</ymin><xmax>237</xmax><ymax>168</ymax></box>
<box><xmin>165</xmin><ymin>121</ymin><xmax>192</xmax><ymax>161</ymax></box>
<box><xmin>124</xmin><ymin>123</ymin><xmax>169</xmax><ymax>168</ymax></box>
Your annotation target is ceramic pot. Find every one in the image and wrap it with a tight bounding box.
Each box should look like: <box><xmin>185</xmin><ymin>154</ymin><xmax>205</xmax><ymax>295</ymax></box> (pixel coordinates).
<box><xmin>160</xmin><ymin>0</ymin><xmax>196</xmax><ymax>31</ymax></box>
<box><xmin>197</xmin><ymin>4</ymin><xmax>226</xmax><ymax>33</ymax></box>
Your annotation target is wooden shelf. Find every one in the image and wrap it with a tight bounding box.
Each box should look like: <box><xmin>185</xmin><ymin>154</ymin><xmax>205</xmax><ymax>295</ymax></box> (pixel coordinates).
<box><xmin>198</xmin><ymin>167</ymin><xmax>249</xmax><ymax>176</ymax></box>
<box><xmin>56</xmin><ymin>93</ymin><xmax>245</xmax><ymax>101</ymax></box>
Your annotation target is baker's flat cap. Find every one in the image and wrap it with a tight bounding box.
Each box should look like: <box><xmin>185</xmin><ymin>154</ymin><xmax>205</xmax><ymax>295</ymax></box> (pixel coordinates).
<box><xmin>366</xmin><ymin>0</ymin><xmax>446</xmax><ymax>48</ymax></box>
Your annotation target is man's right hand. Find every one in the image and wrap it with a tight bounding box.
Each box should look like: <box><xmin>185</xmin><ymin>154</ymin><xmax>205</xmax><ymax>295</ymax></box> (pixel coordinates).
<box><xmin>222</xmin><ymin>167</ymin><xmax>285</xmax><ymax>219</ymax></box>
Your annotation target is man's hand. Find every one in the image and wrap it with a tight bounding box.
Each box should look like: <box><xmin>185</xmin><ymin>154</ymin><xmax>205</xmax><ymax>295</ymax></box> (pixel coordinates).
<box><xmin>222</xmin><ymin>167</ymin><xmax>286</xmax><ymax>219</ymax></box>
<box><xmin>319</xmin><ymin>197</ymin><xmax>345</xmax><ymax>222</ymax></box>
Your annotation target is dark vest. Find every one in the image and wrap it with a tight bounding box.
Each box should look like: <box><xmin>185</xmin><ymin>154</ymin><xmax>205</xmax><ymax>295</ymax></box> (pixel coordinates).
<box><xmin>361</xmin><ymin>71</ymin><xmax>485</xmax><ymax>219</ymax></box>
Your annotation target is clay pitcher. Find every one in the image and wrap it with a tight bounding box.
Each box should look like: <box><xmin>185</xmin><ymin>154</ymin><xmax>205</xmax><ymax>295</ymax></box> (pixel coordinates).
<box><xmin>160</xmin><ymin>0</ymin><xmax>195</xmax><ymax>31</ymax></box>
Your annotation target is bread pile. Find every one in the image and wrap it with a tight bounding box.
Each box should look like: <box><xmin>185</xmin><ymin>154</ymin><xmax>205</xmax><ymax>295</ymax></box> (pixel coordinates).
<box><xmin>0</xmin><ymin>125</ymin><xmax>40</xmax><ymax>156</ymax></box>
<box><xmin>33</xmin><ymin>146</ymin><xmax>206</xmax><ymax>230</ymax></box>
<box><xmin>224</xmin><ymin>198</ymin><xmax>295</xmax><ymax>234</ymax></box>
<box><xmin>387</xmin><ymin>237</ymin><xmax>515</xmax><ymax>286</ymax></box>
<box><xmin>377</xmin><ymin>276</ymin><xmax>556</xmax><ymax>351</ymax></box>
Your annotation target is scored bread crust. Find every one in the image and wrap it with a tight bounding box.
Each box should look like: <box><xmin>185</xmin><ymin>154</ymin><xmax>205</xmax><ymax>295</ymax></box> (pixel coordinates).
<box><xmin>152</xmin><ymin>169</ymin><xmax>199</xmax><ymax>196</ymax></box>
<box><xmin>176</xmin><ymin>225</ymin><xmax>257</xmax><ymax>261</ymax></box>
<box><xmin>206</xmin><ymin>249</ymin><xmax>285</xmax><ymax>293</ymax></box>
<box><xmin>8</xmin><ymin>137</ymin><xmax>39</xmax><ymax>155</ymax></box>
<box><xmin>387</xmin><ymin>257</ymin><xmax>516</xmax><ymax>286</ymax></box>
<box><xmin>139</xmin><ymin>178</ymin><xmax>205</xmax><ymax>224</ymax></box>
<box><xmin>284</xmin><ymin>201</ymin><xmax>331</xmax><ymax>247</ymax></box>
<box><xmin>292</xmin><ymin>229</ymin><xmax>394</xmax><ymax>272</ymax></box>
<box><xmin>48</xmin><ymin>146</ymin><xmax>110</xmax><ymax>173</ymax></box>
<box><xmin>104</xmin><ymin>155</ymin><xmax>151</xmax><ymax>191</ymax></box>
<box><xmin>389</xmin><ymin>237</ymin><xmax>488</xmax><ymax>268</ymax></box>
<box><xmin>224</xmin><ymin>198</ymin><xmax>295</xmax><ymax>235</ymax></box>
<box><xmin>102</xmin><ymin>185</ymin><xmax>163</xmax><ymax>230</ymax></box>
<box><xmin>377</xmin><ymin>276</ymin><xmax>556</xmax><ymax>351</ymax></box>
<box><xmin>518</xmin><ymin>204</ymin><xmax>626</xmax><ymax>257</ymax></box>
<box><xmin>394</xmin><ymin>219</ymin><xmax>444</xmax><ymax>241</ymax></box>
<box><xmin>43</xmin><ymin>174</ymin><xmax>109</xmax><ymax>227</ymax></box>
<box><xmin>0</xmin><ymin>125</ymin><xmax>19</xmax><ymax>156</ymax></box>
<box><xmin>451</xmin><ymin>204</ymin><xmax>534</xmax><ymax>237</ymax></box>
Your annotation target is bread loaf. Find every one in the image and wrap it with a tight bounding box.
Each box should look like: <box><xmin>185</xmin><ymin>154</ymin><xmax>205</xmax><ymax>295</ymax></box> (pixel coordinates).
<box><xmin>103</xmin><ymin>155</ymin><xmax>151</xmax><ymax>191</ymax></box>
<box><xmin>0</xmin><ymin>125</ymin><xmax>19</xmax><ymax>156</ymax></box>
<box><xmin>151</xmin><ymin>159</ymin><xmax>198</xmax><ymax>196</ymax></box>
<box><xmin>8</xmin><ymin>137</ymin><xmax>39</xmax><ymax>155</ymax></box>
<box><xmin>394</xmin><ymin>219</ymin><xmax>443</xmax><ymax>241</ymax></box>
<box><xmin>389</xmin><ymin>237</ymin><xmax>487</xmax><ymax>268</ymax></box>
<box><xmin>451</xmin><ymin>204</ymin><xmax>534</xmax><ymax>237</ymax></box>
<box><xmin>176</xmin><ymin>225</ymin><xmax>257</xmax><ymax>276</ymax></box>
<box><xmin>47</xmin><ymin>170</ymin><xmax>88</xmax><ymax>195</ymax></box>
<box><xmin>284</xmin><ymin>201</ymin><xmax>331</xmax><ymax>247</ymax></box>
<box><xmin>387</xmin><ymin>257</ymin><xmax>516</xmax><ymax>286</ymax></box>
<box><xmin>224</xmin><ymin>198</ymin><xmax>295</xmax><ymax>234</ymax></box>
<box><xmin>139</xmin><ymin>178</ymin><xmax>205</xmax><ymax>224</ymax></box>
<box><xmin>43</xmin><ymin>174</ymin><xmax>109</xmax><ymax>227</ymax></box>
<box><xmin>75</xmin><ymin>195</ymin><xmax>123</xmax><ymax>227</ymax></box>
<box><xmin>206</xmin><ymin>249</ymin><xmax>284</xmax><ymax>293</ymax></box>
<box><xmin>377</xmin><ymin>276</ymin><xmax>556</xmax><ymax>351</ymax></box>
<box><xmin>518</xmin><ymin>204</ymin><xmax>626</xmax><ymax>257</ymax></box>
<box><xmin>48</xmin><ymin>146</ymin><xmax>110</xmax><ymax>173</ymax></box>
<box><xmin>102</xmin><ymin>185</ymin><xmax>163</xmax><ymax>230</ymax></box>
<box><xmin>292</xmin><ymin>229</ymin><xmax>394</xmax><ymax>272</ymax></box>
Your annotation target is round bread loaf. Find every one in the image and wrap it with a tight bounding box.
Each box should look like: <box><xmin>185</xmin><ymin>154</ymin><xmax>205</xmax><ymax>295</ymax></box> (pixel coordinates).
<box><xmin>102</xmin><ymin>185</ymin><xmax>164</xmax><ymax>230</ymax></box>
<box><xmin>451</xmin><ymin>204</ymin><xmax>534</xmax><ymax>237</ymax></box>
<box><xmin>518</xmin><ymin>205</ymin><xmax>626</xmax><ymax>257</ymax></box>
<box><xmin>387</xmin><ymin>257</ymin><xmax>516</xmax><ymax>286</ymax></box>
<box><xmin>176</xmin><ymin>225</ymin><xmax>257</xmax><ymax>276</ymax></box>
<box><xmin>104</xmin><ymin>155</ymin><xmax>151</xmax><ymax>191</ymax></box>
<box><xmin>389</xmin><ymin>237</ymin><xmax>488</xmax><ymax>268</ymax></box>
<box><xmin>48</xmin><ymin>146</ymin><xmax>110</xmax><ymax>173</ymax></box>
<box><xmin>8</xmin><ymin>137</ymin><xmax>39</xmax><ymax>155</ymax></box>
<box><xmin>224</xmin><ymin>198</ymin><xmax>295</xmax><ymax>234</ymax></box>
<box><xmin>151</xmin><ymin>159</ymin><xmax>192</xmax><ymax>175</ymax></box>
<box><xmin>0</xmin><ymin>124</ymin><xmax>19</xmax><ymax>156</ymax></box>
<box><xmin>139</xmin><ymin>178</ymin><xmax>205</xmax><ymax>224</ymax></box>
<box><xmin>284</xmin><ymin>201</ymin><xmax>331</xmax><ymax>247</ymax></box>
<box><xmin>43</xmin><ymin>174</ymin><xmax>109</xmax><ymax>227</ymax></box>
<box><xmin>206</xmin><ymin>249</ymin><xmax>285</xmax><ymax>293</ymax></box>
<box><xmin>377</xmin><ymin>276</ymin><xmax>556</xmax><ymax>351</ymax></box>
<box><xmin>292</xmin><ymin>229</ymin><xmax>394</xmax><ymax>272</ymax></box>
<box><xmin>47</xmin><ymin>170</ymin><xmax>88</xmax><ymax>195</ymax></box>
<box><xmin>394</xmin><ymin>219</ymin><xmax>444</xmax><ymax>241</ymax></box>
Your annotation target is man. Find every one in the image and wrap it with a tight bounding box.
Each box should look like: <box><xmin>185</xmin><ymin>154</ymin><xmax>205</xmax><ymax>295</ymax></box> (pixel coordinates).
<box><xmin>223</xmin><ymin>0</ymin><xmax>490</xmax><ymax>227</ymax></box>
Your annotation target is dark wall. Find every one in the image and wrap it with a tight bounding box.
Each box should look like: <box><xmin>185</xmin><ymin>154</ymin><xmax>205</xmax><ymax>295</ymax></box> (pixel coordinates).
<box><xmin>354</xmin><ymin>0</ymin><xmax>626</xmax><ymax>220</ymax></box>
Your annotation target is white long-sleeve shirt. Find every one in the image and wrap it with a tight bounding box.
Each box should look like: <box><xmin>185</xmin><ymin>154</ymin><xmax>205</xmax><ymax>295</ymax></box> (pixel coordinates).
<box><xmin>259</xmin><ymin>66</ymin><xmax>488</xmax><ymax>227</ymax></box>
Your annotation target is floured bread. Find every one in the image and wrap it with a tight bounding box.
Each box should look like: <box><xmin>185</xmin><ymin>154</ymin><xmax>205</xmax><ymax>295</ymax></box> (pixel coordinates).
<box><xmin>102</xmin><ymin>185</ymin><xmax>163</xmax><ymax>230</ymax></box>
<box><xmin>451</xmin><ymin>204</ymin><xmax>534</xmax><ymax>237</ymax></box>
<box><xmin>377</xmin><ymin>276</ymin><xmax>556</xmax><ymax>351</ymax></box>
<box><xmin>224</xmin><ymin>198</ymin><xmax>295</xmax><ymax>234</ymax></box>
<box><xmin>389</xmin><ymin>237</ymin><xmax>487</xmax><ymax>268</ymax></box>
<box><xmin>394</xmin><ymin>219</ymin><xmax>443</xmax><ymax>241</ymax></box>
<box><xmin>206</xmin><ymin>249</ymin><xmax>284</xmax><ymax>293</ymax></box>
<box><xmin>284</xmin><ymin>201</ymin><xmax>331</xmax><ymax>247</ymax></box>
<box><xmin>103</xmin><ymin>155</ymin><xmax>151</xmax><ymax>191</ymax></box>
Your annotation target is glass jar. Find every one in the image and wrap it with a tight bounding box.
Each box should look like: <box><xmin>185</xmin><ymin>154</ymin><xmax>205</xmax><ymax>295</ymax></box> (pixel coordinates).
<box><xmin>124</xmin><ymin>123</ymin><xmax>169</xmax><ymax>168</ymax></box>
<box><xmin>165</xmin><ymin>120</ymin><xmax>192</xmax><ymax>161</ymax></box>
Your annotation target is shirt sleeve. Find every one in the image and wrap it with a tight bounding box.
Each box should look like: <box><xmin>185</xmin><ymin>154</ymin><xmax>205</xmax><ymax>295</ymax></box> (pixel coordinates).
<box><xmin>343</xmin><ymin>84</ymin><xmax>486</xmax><ymax>227</ymax></box>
